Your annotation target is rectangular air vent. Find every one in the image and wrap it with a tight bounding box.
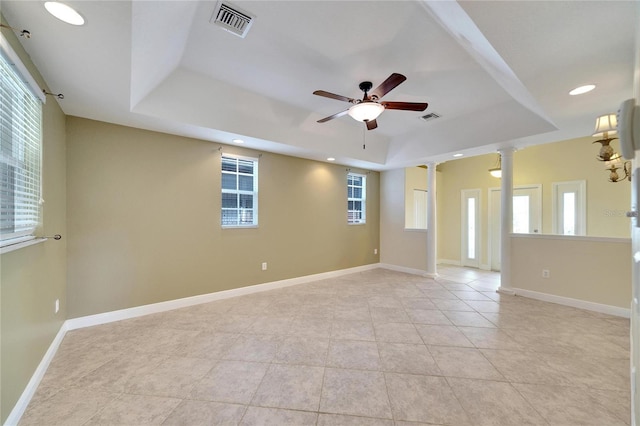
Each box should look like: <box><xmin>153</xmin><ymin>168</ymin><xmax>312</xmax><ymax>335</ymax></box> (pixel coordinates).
<box><xmin>420</xmin><ymin>112</ymin><xmax>440</xmax><ymax>122</ymax></box>
<box><xmin>210</xmin><ymin>1</ymin><xmax>255</xmax><ymax>38</ymax></box>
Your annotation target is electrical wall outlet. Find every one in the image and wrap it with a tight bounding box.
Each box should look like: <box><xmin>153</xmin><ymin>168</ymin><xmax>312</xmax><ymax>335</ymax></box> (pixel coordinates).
<box><xmin>542</xmin><ymin>269</ymin><xmax>550</xmax><ymax>279</ymax></box>
<box><xmin>55</xmin><ymin>299</ymin><xmax>59</xmax><ymax>314</ymax></box>
<box><xmin>261</xmin><ymin>262</ymin><xmax>267</xmax><ymax>271</ymax></box>
<box><xmin>374</xmin><ymin>248</ymin><xmax>378</xmax><ymax>255</ymax></box>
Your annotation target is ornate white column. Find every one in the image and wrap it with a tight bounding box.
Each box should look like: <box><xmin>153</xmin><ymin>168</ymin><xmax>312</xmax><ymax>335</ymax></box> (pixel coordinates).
<box><xmin>497</xmin><ymin>148</ymin><xmax>515</xmax><ymax>294</ymax></box>
<box><xmin>425</xmin><ymin>161</ymin><xmax>438</xmax><ymax>278</ymax></box>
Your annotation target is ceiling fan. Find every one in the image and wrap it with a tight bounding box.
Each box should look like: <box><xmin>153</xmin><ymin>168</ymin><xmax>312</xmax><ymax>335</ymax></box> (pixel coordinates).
<box><xmin>313</xmin><ymin>73</ymin><xmax>428</xmax><ymax>130</ymax></box>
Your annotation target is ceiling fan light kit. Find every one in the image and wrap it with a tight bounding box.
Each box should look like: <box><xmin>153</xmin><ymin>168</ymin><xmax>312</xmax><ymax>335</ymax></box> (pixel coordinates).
<box><xmin>348</xmin><ymin>102</ymin><xmax>384</xmax><ymax>122</ymax></box>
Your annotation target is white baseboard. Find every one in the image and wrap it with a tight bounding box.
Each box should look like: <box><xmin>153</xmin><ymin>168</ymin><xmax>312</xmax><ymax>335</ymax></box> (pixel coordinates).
<box><xmin>66</xmin><ymin>263</ymin><xmax>379</xmax><ymax>331</ymax></box>
<box><xmin>4</xmin><ymin>322</ymin><xmax>69</xmax><ymax>426</ymax></box>
<box><xmin>378</xmin><ymin>263</ymin><xmax>426</xmax><ymax>277</ymax></box>
<box><xmin>479</xmin><ymin>263</ymin><xmax>491</xmax><ymax>271</ymax></box>
<box><xmin>513</xmin><ymin>287</ymin><xmax>631</xmax><ymax>318</ymax></box>
<box><xmin>437</xmin><ymin>259</ymin><xmax>461</xmax><ymax>266</ymax></box>
<box><xmin>497</xmin><ymin>286</ymin><xmax>516</xmax><ymax>296</ymax></box>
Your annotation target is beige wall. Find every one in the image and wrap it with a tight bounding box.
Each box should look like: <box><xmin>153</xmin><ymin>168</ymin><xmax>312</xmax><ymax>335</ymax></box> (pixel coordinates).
<box><xmin>404</xmin><ymin>166</ymin><xmax>428</xmax><ymax>228</ymax></box>
<box><xmin>380</xmin><ymin>169</ymin><xmax>427</xmax><ymax>270</ymax></box>
<box><xmin>516</xmin><ymin>137</ymin><xmax>630</xmax><ymax>237</ymax></box>
<box><xmin>0</xmin><ymin>20</ymin><xmax>67</xmax><ymax>423</ymax></box>
<box><xmin>511</xmin><ymin>235</ymin><xmax>631</xmax><ymax>309</ymax></box>
<box><xmin>438</xmin><ymin>136</ymin><xmax>631</xmax><ymax>266</ymax></box>
<box><xmin>66</xmin><ymin>117</ymin><xmax>380</xmax><ymax>318</ymax></box>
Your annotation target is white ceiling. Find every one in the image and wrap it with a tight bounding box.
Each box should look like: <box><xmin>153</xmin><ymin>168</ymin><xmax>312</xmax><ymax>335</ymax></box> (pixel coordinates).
<box><xmin>2</xmin><ymin>0</ymin><xmax>637</xmax><ymax>170</ymax></box>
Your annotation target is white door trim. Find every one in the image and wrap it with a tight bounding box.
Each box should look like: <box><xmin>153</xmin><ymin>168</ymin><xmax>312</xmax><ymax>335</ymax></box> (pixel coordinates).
<box><xmin>461</xmin><ymin>188</ymin><xmax>481</xmax><ymax>268</ymax></box>
<box><xmin>488</xmin><ymin>184</ymin><xmax>543</xmax><ymax>271</ymax></box>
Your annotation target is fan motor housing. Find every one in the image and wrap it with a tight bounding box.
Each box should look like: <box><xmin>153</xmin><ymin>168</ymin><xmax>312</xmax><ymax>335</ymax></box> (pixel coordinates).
<box><xmin>359</xmin><ymin>81</ymin><xmax>373</xmax><ymax>93</ymax></box>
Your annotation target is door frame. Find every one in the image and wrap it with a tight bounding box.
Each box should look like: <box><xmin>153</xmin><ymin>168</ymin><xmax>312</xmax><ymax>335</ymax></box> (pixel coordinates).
<box><xmin>551</xmin><ymin>180</ymin><xmax>587</xmax><ymax>236</ymax></box>
<box><xmin>488</xmin><ymin>184</ymin><xmax>542</xmax><ymax>271</ymax></box>
<box><xmin>461</xmin><ymin>188</ymin><xmax>481</xmax><ymax>268</ymax></box>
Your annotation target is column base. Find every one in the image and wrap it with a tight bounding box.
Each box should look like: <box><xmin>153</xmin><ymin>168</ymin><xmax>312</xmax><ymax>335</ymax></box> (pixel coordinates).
<box><xmin>423</xmin><ymin>272</ymin><xmax>439</xmax><ymax>279</ymax></box>
<box><xmin>497</xmin><ymin>286</ymin><xmax>516</xmax><ymax>296</ymax></box>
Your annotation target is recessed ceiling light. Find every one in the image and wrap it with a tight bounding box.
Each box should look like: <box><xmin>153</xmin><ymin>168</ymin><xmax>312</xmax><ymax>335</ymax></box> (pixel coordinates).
<box><xmin>232</xmin><ymin>139</ymin><xmax>244</xmax><ymax>144</ymax></box>
<box><xmin>569</xmin><ymin>84</ymin><xmax>596</xmax><ymax>96</ymax></box>
<box><xmin>453</xmin><ymin>153</ymin><xmax>464</xmax><ymax>158</ymax></box>
<box><xmin>327</xmin><ymin>157</ymin><xmax>335</xmax><ymax>161</ymax></box>
<box><xmin>44</xmin><ymin>2</ymin><xmax>85</xmax><ymax>26</ymax></box>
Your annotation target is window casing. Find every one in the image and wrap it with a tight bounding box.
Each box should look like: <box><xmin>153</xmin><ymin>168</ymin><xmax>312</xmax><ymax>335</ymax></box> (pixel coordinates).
<box><xmin>221</xmin><ymin>154</ymin><xmax>258</xmax><ymax>227</ymax></box>
<box><xmin>552</xmin><ymin>180</ymin><xmax>586</xmax><ymax>236</ymax></box>
<box><xmin>0</xmin><ymin>48</ymin><xmax>43</xmax><ymax>246</ymax></box>
<box><xmin>347</xmin><ymin>172</ymin><xmax>366</xmax><ymax>224</ymax></box>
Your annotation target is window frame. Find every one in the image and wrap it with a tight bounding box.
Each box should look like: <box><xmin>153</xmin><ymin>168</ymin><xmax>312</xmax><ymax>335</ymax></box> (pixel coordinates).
<box><xmin>552</xmin><ymin>180</ymin><xmax>587</xmax><ymax>236</ymax></box>
<box><xmin>347</xmin><ymin>172</ymin><xmax>366</xmax><ymax>225</ymax></box>
<box><xmin>220</xmin><ymin>153</ymin><xmax>259</xmax><ymax>228</ymax></box>
<box><xmin>0</xmin><ymin>34</ymin><xmax>45</xmax><ymax>248</ymax></box>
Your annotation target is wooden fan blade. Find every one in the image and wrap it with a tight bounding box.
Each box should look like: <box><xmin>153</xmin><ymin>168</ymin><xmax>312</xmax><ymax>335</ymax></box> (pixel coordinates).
<box><xmin>381</xmin><ymin>101</ymin><xmax>428</xmax><ymax>111</ymax></box>
<box><xmin>365</xmin><ymin>119</ymin><xmax>378</xmax><ymax>130</ymax></box>
<box><xmin>318</xmin><ymin>109</ymin><xmax>349</xmax><ymax>123</ymax></box>
<box><xmin>313</xmin><ymin>90</ymin><xmax>355</xmax><ymax>103</ymax></box>
<box><xmin>371</xmin><ymin>73</ymin><xmax>406</xmax><ymax>100</ymax></box>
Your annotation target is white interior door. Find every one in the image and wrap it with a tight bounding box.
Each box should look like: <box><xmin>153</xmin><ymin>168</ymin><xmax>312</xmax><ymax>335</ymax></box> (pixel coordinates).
<box><xmin>461</xmin><ymin>189</ymin><xmax>480</xmax><ymax>268</ymax></box>
<box><xmin>489</xmin><ymin>185</ymin><xmax>542</xmax><ymax>271</ymax></box>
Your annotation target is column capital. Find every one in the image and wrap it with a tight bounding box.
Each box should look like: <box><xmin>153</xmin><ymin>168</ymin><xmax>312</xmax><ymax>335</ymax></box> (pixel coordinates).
<box><xmin>497</xmin><ymin>147</ymin><xmax>516</xmax><ymax>157</ymax></box>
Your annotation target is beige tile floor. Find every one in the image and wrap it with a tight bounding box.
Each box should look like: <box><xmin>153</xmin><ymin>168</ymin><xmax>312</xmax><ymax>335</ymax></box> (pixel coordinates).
<box><xmin>19</xmin><ymin>266</ymin><xmax>631</xmax><ymax>425</ymax></box>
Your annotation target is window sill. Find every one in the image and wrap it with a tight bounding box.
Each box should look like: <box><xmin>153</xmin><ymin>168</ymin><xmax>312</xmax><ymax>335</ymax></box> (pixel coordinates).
<box><xmin>1</xmin><ymin>237</ymin><xmax>46</xmax><ymax>254</ymax></box>
<box><xmin>222</xmin><ymin>225</ymin><xmax>259</xmax><ymax>229</ymax></box>
<box><xmin>348</xmin><ymin>222</ymin><xmax>366</xmax><ymax>226</ymax></box>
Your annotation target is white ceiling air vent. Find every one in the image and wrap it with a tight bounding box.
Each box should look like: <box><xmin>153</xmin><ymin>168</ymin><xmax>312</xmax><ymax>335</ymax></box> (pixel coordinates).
<box><xmin>420</xmin><ymin>112</ymin><xmax>440</xmax><ymax>122</ymax></box>
<box><xmin>210</xmin><ymin>1</ymin><xmax>255</xmax><ymax>38</ymax></box>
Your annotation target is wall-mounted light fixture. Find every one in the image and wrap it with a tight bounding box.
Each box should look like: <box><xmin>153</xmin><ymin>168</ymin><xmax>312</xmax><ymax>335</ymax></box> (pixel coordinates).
<box><xmin>593</xmin><ymin>113</ymin><xmax>630</xmax><ymax>182</ymax></box>
<box><xmin>604</xmin><ymin>153</ymin><xmax>631</xmax><ymax>183</ymax></box>
<box><xmin>488</xmin><ymin>154</ymin><xmax>501</xmax><ymax>178</ymax></box>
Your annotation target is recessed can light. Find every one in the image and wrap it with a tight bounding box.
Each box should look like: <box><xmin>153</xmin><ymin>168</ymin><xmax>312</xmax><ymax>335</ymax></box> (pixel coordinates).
<box><xmin>569</xmin><ymin>84</ymin><xmax>596</xmax><ymax>96</ymax></box>
<box><xmin>327</xmin><ymin>157</ymin><xmax>335</xmax><ymax>161</ymax></box>
<box><xmin>44</xmin><ymin>2</ymin><xmax>85</xmax><ymax>26</ymax></box>
<box><xmin>232</xmin><ymin>139</ymin><xmax>244</xmax><ymax>144</ymax></box>
<box><xmin>453</xmin><ymin>153</ymin><xmax>464</xmax><ymax>158</ymax></box>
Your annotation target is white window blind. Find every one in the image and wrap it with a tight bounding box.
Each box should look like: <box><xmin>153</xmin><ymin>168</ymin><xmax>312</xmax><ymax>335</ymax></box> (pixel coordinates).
<box><xmin>221</xmin><ymin>154</ymin><xmax>258</xmax><ymax>227</ymax></box>
<box><xmin>0</xmin><ymin>50</ymin><xmax>43</xmax><ymax>245</ymax></box>
<box><xmin>347</xmin><ymin>172</ymin><xmax>366</xmax><ymax>224</ymax></box>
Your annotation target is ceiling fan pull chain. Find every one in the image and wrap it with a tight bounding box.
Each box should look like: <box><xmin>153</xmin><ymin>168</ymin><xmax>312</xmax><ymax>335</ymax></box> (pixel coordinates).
<box><xmin>363</xmin><ymin>127</ymin><xmax>366</xmax><ymax>150</ymax></box>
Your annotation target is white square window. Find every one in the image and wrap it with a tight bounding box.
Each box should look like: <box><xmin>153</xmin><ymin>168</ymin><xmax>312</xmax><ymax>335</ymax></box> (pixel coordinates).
<box><xmin>347</xmin><ymin>172</ymin><xmax>366</xmax><ymax>224</ymax></box>
<box><xmin>221</xmin><ymin>155</ymin><xmax>258</xmax><ymax>227</ymax></box>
